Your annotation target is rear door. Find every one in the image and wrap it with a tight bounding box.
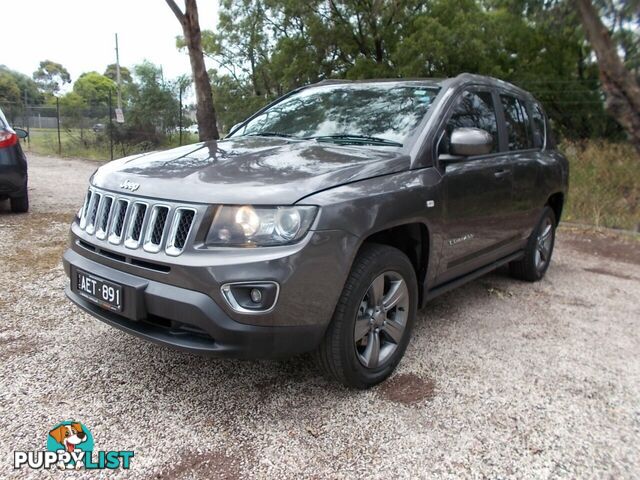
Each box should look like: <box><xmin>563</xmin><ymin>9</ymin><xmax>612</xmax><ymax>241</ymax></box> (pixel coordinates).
<box><xmin>436</xmin><ymin>88</ymin><xmax>517</xmax><ymax>284</ymax></box>
<box><xmin>498</xmin><ymin>94</ymin><xmax>544</xmax><ymax>240</ymax></box>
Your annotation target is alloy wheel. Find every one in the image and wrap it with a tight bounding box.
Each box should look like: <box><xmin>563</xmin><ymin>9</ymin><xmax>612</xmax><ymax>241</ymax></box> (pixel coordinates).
<box><xmin>354</xmin><ymin>271</ymin><xmax>409</xmax><ymax>369</ymax></box>
<box><xmin>535</xmin><ymin>217</ymin><xmax>553</xmax><ymax>272</ymax></box>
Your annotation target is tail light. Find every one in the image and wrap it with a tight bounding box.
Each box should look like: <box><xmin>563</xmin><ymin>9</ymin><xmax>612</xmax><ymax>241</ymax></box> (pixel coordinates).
<box><xmin>0</xmin><ymin>130</ymin><xmax>18</xmax><ymax>148</ymax></box>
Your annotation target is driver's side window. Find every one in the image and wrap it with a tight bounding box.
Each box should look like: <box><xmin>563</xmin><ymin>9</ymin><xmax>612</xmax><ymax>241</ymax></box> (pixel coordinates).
<box><xmin>441</xmin><ymin>90</ymin><xmax>499</xmax><ymax>154</ymax></box>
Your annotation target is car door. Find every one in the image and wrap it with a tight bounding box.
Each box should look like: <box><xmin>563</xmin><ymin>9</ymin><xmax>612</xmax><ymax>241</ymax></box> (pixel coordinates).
<box><xmin>435</xmin><ymin>88</ymin><xmax>518</xmax><ymax>284</ymax></box>
<box><xmin>498</xmin><ymin>94</ymin><xmax>543</xmax><ymax>240</ymax></box>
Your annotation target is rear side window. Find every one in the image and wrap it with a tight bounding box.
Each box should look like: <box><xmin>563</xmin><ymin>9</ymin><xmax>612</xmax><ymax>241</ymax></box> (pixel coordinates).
<box><xmin>531</xmin><ymin>103</ymin><xmax>546</xmax><ymax>149</ymax></box>
<box><xmin>500</xmin><ymin>95</ymin><xmax>533</xmax><ymax>150</ymax></box>
<box><xmin>445</xmin><ymin>90</ymin><xmax>498</xmax><ymax>153</ymax></box>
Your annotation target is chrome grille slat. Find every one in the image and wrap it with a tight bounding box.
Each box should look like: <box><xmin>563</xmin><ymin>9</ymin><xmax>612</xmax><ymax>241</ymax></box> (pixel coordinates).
<box><xmin>85</xmin><ymin>192</ymin><xmax>102</xmax><ymax>235</ymax></box>
<box><xmin>143</xmin><ymin>205</ymin><xmax>170</xmax><ymax>253</ymax></box>
<box><xmin>124</xmin><ymin>202</ymin><xmax>148</xmax><ymax>249</ymax></box>
<box><xmin>166</xmin><ymin>208</ymin><xmax>197</xmax><ymax>256</ymax></box>
<box><xmin>108</xmin><ymin>199</ymin><xmax>130</xmax><ymax>244</ymax></box>
<box><xmin>78</xmin><ymin>187</ymin><xmax>197</xmax><ymax>256</ymax></box>
<box><xmin>79</xmin><ymin>190</ymin><xmax>92</xmax><ymax>229</ymax></box>
<box><xmin>96</xmin><ymin>196</ymin><xmax>114</xmax><ymax>240</ymax></box>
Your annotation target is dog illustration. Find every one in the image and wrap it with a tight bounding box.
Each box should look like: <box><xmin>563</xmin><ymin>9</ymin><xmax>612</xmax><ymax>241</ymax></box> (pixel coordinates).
<box><xmin>49</xmin><ymin>423</ymin><xmax>87</xmax><ymax>469</ymax></box>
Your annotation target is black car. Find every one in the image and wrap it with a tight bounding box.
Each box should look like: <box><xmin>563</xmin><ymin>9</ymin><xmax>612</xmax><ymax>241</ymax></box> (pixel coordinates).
<box><xmin>0</xmin><ymin>107</ymin><xmax>29</xmax><ymax>213</ymax></box>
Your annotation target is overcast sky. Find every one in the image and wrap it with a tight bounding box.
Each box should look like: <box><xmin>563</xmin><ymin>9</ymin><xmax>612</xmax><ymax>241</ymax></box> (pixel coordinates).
<box><xmin>4</xmin><ymin>0</ymin><xmax>219</xmax><ymax>86</ymax></box>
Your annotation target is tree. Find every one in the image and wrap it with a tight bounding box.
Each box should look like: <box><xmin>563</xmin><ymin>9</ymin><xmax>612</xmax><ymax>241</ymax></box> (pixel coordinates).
<box><xmin>56</xmin><ymin>92</ymin><xmax>87</xmax><ymax>129</ymax></box>
<box><xmin>0</xmin><ymin>65</ymin><xmax>43</xmax><ymax>104</ymax></box>
<box><xmin>104</xmin><ymin>64</ymin><xmax>133</xmax><ymax>84</ymax></box>
<box><xmin>165</xmin><ymin>0</ymin><xmax>219</xmax><ymax>140</ymax></box>
<box><xmin>126</xmin><ymin>61</ymin><xmax>181</xmax><ymax>140</ymax></box>
<box><xmin>0</xmin><ymin>72</ymin><xmax>21</xmax><ymax>104</ymax></box>
<box><xmin>73</xmin><ymin>72</ymin><xmax>116</xmax><ymax>106</ymax></box>
<box><xmin>574</xmin><ymin>0</ymin><xmax>640</xmax><ymax>154</ymax></box>
<box><xmin>33</xmin><ymin>60</ymin><xmax>71</xmax><ymax>95</ymax></box>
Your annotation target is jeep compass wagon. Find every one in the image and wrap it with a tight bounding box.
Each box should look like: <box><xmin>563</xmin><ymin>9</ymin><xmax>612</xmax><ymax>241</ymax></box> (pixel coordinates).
<box><xmin>63</xmin><ymin>74</ymin><xmax>568</xmax><ymax>388</ymax></box>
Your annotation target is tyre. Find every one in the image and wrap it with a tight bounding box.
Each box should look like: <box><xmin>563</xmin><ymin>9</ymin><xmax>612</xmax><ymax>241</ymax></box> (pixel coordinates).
<box><xmin>314</xmin><ymin>243</ymin><xmax>418</xmax><ymax>389</ymax></box>
<box><xmin>509</xmin><ymin>206</ymin><xmax>556</xmax><ymax>282</ymax></box>
<box><xmin>10</xmin><ymin>190</ymin><xmax>29</xmax><ymax>213</ymax></box>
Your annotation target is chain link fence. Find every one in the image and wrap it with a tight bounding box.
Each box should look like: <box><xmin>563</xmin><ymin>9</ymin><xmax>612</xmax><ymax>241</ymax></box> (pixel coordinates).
<box><xmin>3</xmin><ymin>98</ymin><xmax>198</xmax><ymax>161</ymax></box>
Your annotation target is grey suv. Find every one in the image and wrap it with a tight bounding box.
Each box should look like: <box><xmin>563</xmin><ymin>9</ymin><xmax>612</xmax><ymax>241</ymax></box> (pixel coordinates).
<box><xmin>63</xmin><ymin>74</ymin><xmax>568</xmax><ymax>388</ymax></box>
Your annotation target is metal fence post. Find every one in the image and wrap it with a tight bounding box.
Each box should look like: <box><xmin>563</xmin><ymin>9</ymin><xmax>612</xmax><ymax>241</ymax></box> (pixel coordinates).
<box><xmin>56</xmin><ymin>97</ymin><xmax>61</xmax><ymax>156</ymax></box>
<box><xmin>108</xmin><ymin>90</ymin><xmax>114</xmax><ymax>161</ymax></box>
<box><xmin>24</xmin><ymin>91</ymin><xmax>30</xmax><ymax>147</ymax></box>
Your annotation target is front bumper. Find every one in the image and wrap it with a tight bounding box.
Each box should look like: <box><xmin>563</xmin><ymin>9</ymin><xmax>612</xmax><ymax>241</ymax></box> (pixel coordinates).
<box><xmin>63</xmin><ymin>249</ymin><xmax>327</xmax><ymax>358</ymax></box>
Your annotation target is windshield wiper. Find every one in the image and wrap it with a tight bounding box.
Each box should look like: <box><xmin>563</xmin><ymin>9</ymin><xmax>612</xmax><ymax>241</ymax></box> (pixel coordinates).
<box><xmin>244</xmin><ymin>132</ymin><xmax>296</xmax><ymax>138</ymax></box>
<box><xmin>312</xmin><ymin>134</ymin><xmax>402</xmax><ymax>147</ymax></box>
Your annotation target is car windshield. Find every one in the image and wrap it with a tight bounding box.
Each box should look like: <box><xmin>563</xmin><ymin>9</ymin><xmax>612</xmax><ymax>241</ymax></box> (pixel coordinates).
<box><xmin>232</xmin><ymin>83</ymin><xmax>440</xmax><ymax>146</ymax></box>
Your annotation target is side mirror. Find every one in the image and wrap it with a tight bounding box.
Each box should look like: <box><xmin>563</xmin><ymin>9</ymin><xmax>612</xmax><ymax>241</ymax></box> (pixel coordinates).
<box><xmin>450</xmin><ymin>127</ymin><xmax>492</xmax><ymax>157</ymax></box>
<box><xmin>14</xmin><ymin>128</ymin><xmax>28</xmax><ymax>139</ymax></box>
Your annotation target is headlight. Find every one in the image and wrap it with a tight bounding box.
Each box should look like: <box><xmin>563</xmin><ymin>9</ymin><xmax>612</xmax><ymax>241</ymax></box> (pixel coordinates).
<box><xmin>206</xmin><ymin>205</ymin><xmax>318</xmax><ymax>246</ymax></box>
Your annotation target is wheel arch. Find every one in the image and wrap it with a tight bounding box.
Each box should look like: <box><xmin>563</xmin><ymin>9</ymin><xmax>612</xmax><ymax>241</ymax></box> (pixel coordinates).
<box><xmin>356</xmin><ymin>221</ymin><xmax>431</xmax><ymax>306</ymax></box>
<box><xmin>547</xmin><ymin>192</ymin><xmax>564</xmax><ymax>224</ymax></box>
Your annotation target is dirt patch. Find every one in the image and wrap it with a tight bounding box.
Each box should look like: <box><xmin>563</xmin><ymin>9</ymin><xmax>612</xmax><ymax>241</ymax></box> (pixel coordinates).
<box><xmin>1</xmin><ymin>213</ymin><xmax>69</xmax><ymax>272</ymax></box>
<box><xmin>0</xmin><ymin>336</ymin><xmax>37</xmax><ymax>360</ymax></box>
<box><xmin>561</xmin><ymin>227</ymin><xmax>640</xmax><ymax>265</ymax></box>
<box><xmin>583</xmin><ymin>267</ymin><xmax>637</xmax><ymax>281</ymax></box>
<box><xmin>377</xmin><ymin>373</ymin><xmax>436</xmax><ymax>405</ymax></box>
<box><xmin>150</xmin><ymin>450</ymin><xmax>242</xmax><ymax>480</ymax></box>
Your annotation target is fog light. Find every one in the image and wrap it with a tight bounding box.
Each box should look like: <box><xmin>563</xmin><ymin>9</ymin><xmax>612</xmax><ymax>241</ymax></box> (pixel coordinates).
<box><xmin>220</xmin><ymin>282</ymin><xmax>280</xmax><ymax>313</ymax></box>
<box><xmin>250</xmin><ymin>288</ymin><xmax>262</xmax><ymax>303</ymax></box>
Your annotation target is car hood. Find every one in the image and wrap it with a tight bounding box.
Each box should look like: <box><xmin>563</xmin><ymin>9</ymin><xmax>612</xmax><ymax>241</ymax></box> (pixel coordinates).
<box><xmin>91</xmin><ymin>137</ymin><xmax>410</xmax><ymax>204</ymax></box>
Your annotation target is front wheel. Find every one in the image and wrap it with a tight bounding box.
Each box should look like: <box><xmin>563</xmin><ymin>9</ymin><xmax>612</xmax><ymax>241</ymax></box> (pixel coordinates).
<box><xmin>314</xmin><ymin>244</ymin><xmax>418</xmax><ymax>388</ymax></box>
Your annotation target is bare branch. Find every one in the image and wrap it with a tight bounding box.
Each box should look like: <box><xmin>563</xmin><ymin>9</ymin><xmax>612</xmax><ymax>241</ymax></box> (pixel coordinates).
<box><xmin>165</xmin><ymin>0</ymin><xmax>185</xmax><ymax>23</ymax></box>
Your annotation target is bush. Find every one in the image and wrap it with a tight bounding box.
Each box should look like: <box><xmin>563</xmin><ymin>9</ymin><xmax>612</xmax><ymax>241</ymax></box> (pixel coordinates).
<box><xmin>561</xmin><ymin>140</ymin><xmax>639</xmax><ymax>231</ymax></box>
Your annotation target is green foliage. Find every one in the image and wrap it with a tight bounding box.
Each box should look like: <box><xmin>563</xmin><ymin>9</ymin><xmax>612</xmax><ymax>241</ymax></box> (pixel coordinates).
<box><xmin>0</xmin><ymin>72</ymin><xmax>21</xmax><ymax>103</ymax></box>
<box><xmin>33</xmin><ymin>59</ymin><xmax>71</xmax><ymax>95</ymax></box>
<box><xmin>104</xmin><ymin>64</ymin><xmax>133</xmax><ymax>84</ymax></box>
<box><xmin>26</xmin><ymin>127</ymin><xmax>199</xmax><ymax>162</ymax></box>
<box><xmin>561</xmin><ymin>140</ymin><xmax>640</xmax><ymax>230</ymax></box>
<box><xmin>0</xmin><ymin>65</ymin><xmax>42</xmax><ymax>104</ymax></box>
<box><xmin>201</xmin><ymin>0</ymin><xmax>636</xmax><ymax>139</ymax></box>
<box><xmin>121</xmin><ymin>61</ymin><xmax>181</xmax><ymax>142</ymax></box>
<box><xmin>73</xmin><ymin>72</ymin><xmax>116</xmax><ymax>106</ymax></box>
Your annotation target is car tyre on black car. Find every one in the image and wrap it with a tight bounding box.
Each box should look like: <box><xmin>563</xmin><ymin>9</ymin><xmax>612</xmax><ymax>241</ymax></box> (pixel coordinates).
<box><xmin>10</xmin><ymin>190</ymin><xmax>29</xmax><ymax>213</ymax></box>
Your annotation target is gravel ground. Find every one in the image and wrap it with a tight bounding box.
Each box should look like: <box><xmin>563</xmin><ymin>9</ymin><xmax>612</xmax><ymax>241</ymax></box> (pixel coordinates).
<box><xmin>1</xmin><ymin>153</ymin><xmax>639</xmax><ymax>479</ymax></box>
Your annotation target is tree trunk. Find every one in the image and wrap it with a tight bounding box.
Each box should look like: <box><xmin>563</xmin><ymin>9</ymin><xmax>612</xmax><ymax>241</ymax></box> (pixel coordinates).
<box><xmin>575</xmin><ymin>0</ymin><xmax>640</xmax><ymax>154</ymax></box>
<box><xmin>166</xmin><ymin>0</ymin><xmax>219</xmax><ymax>141</ymax></box>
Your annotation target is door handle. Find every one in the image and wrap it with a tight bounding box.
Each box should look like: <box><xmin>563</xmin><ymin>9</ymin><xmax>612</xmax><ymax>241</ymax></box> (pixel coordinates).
<box><xmin>494</xmin><ymin>169</ymin><xmax>511</xmax><ymax>179</ymax></box>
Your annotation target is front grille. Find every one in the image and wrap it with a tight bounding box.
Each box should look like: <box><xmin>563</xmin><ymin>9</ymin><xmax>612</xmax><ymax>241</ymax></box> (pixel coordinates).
<box><xmin>78</xmin><ymin>187</ymin><xmax>198</xmax><ymax>256</ymax></box>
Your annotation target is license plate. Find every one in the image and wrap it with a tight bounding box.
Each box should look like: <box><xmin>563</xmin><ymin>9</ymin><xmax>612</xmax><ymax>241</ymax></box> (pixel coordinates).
<box><xmin>76</xmin><ymin>270</ymin><xmax>123</xmax><ymax>312</ymax></box>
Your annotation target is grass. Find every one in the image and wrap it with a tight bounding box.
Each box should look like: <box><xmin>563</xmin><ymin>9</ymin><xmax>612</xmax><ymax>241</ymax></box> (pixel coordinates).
<box><xmin>24</xmin><ymin>127</ymin><xmax>200</xmax><ymax>161</ymax></box>
<box><xmin>561</xmin><ymin>141</ymin><xmax>639</xmax><ymax>231</ymax></box>
<box><xmin>23</xmin><ymin>129</ymin><xmax>639</xmax><ymax>231</ymax></box>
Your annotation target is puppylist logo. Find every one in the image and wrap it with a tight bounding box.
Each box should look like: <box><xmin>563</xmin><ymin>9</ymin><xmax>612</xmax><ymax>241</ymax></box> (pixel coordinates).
<box><xmin>14</xmin><ymin>421</ymin><xmax>134</xmax><ymax>470</ymax></box>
